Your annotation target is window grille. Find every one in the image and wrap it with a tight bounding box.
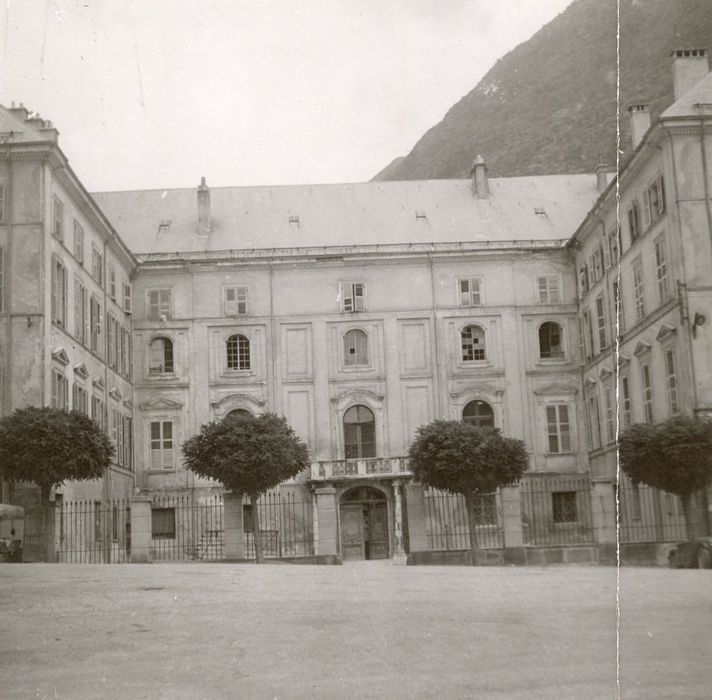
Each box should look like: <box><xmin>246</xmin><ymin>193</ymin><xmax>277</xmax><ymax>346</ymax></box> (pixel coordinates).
<box><xmin>552</xmin><ymin>491</ymin><xmax>577</xmax><ymax>524</ymax></box>
<box><xmin>461</xmin><ymin>325</ymin><xmax>486</xmax><ymax>361</ymax></box>
<box><xmin>226</xmin><ymin>334</ymin><xmax>250</xmax><ymax>370</ymax></box>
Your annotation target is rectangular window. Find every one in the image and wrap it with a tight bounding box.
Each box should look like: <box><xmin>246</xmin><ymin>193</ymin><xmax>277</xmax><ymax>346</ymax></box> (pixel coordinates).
<box><xmin>73</xmin><ymin>278</ymin><xmax>87</xmax><ymax>343</ymax></box>
<box><xmin>641</xmin><ymin>364</ymin><xmax>653</xmax><ymax>424</ymax></box>
<box><xmin>72</xmin><ymin>383</ymin><xmax>88</xmax><ymax>414</ymax></box>
<box><xmin>595</xmin><ymin>294</ymin><xmax>607</xmax><ymax>352</ymax></box>
<box><xmin>51</xmin><ymin>370</ymin><xmax>69</xmax><ymax>410</ymax></box>
<box><xmin>644</xmin><ymin>174</ymin><xmax>666</xmax><ymax>227</ymax></box>
<box><xmin>148</xmin><ymin>289</ymin><xmax>172</xmax><ymax>320</ymax></box>
<box><xmin>546</xmin><ymin>405</ymin><xmax>571</xmax><ymax>454</ymax></box>
<box><xmin>73</xmin><ymin>221</ymin><xmax>84</xmax><ymax>263</ymax></box>
<box><xmin>151</xmin><ymin>508</ymin><xmax>176</xmax><ymax>539</ymax></box>
<box><xmin>654</xmin><ymin>235</ymin><xmax>669</xmax><ymax>304</ymax></box>
<box><xmin>121</xmin><ymin>328</ymin><xmax>131</xmax><ymax>377</ymax></box>
<box><xmin>632</xmin><ymin>256</ymin><xmax>645</xmax><ymax>322</ymax></box>
<box><xmin>665</xmin><ymin>349</ymin><xmax>679</xmax><ymax>415</ymax></box>
<box><xmin>341</xmin><ymin>282</ymin><xmax>364</xmax><ymax>312</ymax></box>
<box><xmin>604</xmin><ymin>386</ymin><xmax>615</xmax><ymax>444</ymax></box>
<box><xmin>578</xmin><ymin>265</ymin><xmax>589</xmax><ymax>297</ymax></box>
<box><xmin>592</xmin><ymin>246</ymin><xmax>604</xmax><ymax>282</ymax></box>
<box><xmin>628</xmin><ymin>203</ymin><xmax>640</xmax><ymax>242</ymax></box>
<box><xmin>537</xmin><ymin>275</ymin><xmax>560</xmax><ymax>304</ymax></box>
<box><xmin>91</xmin><ymin>245</ymin><xmax>103</xmax><ymax>286</ymax></box>
<box><xmin>108</xmin><ymin>265</ymin><xmax>116</xmax><ymax>300</ymax></box>
<box><xmin>123</xmin><ymin>415</ymin><xmax>133</xmax><ymax>471</ymax></box>
<box><xmin>621</xmin><ymin>376</ymin><xmax>632</xmax><ymax>429</ymax></box>
<box><xmin>552</xmin><ymin>491</ymin><xmax>577</xmax><ymax>524</ymax></box>
<box><xmin>89</xmin><ymin>295</ymin><xmax>102</xmax><ymax>354</ymax></box>
<box><xmin>107</xmin><ymin>315</ymin><xmax>117</xmax><ymax>370</ymax></box>
<box><xmin>92</xmin><ymin>395</ymin><xmax>104</xmax><ymax>430</ymax></box>
<box><xmin>53</xmin><ymin>196</ymin><xmax>64</xmax><ymax>241</ymax></box>
<box><xmin>587</xmin><ymin>395</ymin><xmax>601</xmax><ymax>449</ymax></box>
<box><xmin>51</xmin><ymin>257</ymin><xmax>68</xmax><ymax>327</ymax></box>
<box><xmin>150</xmin><ymin>420</ymin><xmax>174</xmax><ymax>470</ymax></box>
<box><xmin>582</xmin><ymin>309</ymin><xmax>594</xmax><ymax>360</ymax></box>
<box><xmin>123</xmin><ymin>283</ymin><xmax>132</xmax><ymax>314</ymax></box>
<box><xmin>224</xmin><ymin>286</ymin><xmax>248</xmax><ymax>316</ymax></box>
<box><xmin>458</xmin><ymin>278</ymin><xmax>482</xmax><ymax>307</ymax></box>
<box><xmin>608</xmin><ymin>227</ymin><xmax>619</xmax><ymax>266</ymax></box>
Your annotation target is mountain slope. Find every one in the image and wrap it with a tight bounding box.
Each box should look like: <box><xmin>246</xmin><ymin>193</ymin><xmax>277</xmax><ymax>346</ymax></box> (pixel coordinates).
<box><xmin>375</xmin><ymin>0</ymin><xmax>712</xmax><ymax>181</ymax></box>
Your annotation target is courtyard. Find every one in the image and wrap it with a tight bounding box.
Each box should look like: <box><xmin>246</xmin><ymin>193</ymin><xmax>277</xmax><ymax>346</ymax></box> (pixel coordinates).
<box><xmin>0</xmin><ymin>562</ymin><xmax>708</xmax><ymax>699</ymax></box>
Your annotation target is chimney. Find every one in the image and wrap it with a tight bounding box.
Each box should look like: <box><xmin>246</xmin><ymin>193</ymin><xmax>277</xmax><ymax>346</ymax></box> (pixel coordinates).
<box><xmin>595</xmin><ymin>160</ymin><xmax>612</xmax><ymax>193</ymax></box>
<box><xmin>628</xmin><ymin>104</ymin><xmax>651</xmax><ymax>149</ymax></box>
<box><xmin>197</xmin><ymin>176</ymin><xmax>211</xmax><ymax>236</ymax></box>
<box><xmin>7</xmin><ymin>102</ymin><xmax>29</xmax><ymax>122</ymax></box>
<box><xmin>471</xmin><ymin>154</ymin><xmax>488</xmax><ymax>199</ymax></box>
<box><xmin>39</xmin><ymin>120</ymin><xmax>59</xmax><ymax>144</ymax></box>
<box><xmin>25</xmin><ymin>114</ymin><xmax>45</xmax><ymax>131</ymax></box>
<box><xmin>671</xmin><ymin>48</ymin><xmax>709</xmax><ymax>100</ymax></box>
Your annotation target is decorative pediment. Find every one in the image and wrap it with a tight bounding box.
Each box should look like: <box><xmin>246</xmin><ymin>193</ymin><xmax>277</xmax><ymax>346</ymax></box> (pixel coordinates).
<box><xmin>534</xmin><ymin>382</ymin><xmax>579</xmax><ymax>397</ymax></box>
<box><xmin>599</xmin><ymin>367</ymin><xmax>613</xmax><ymax>381</ymax></box>
<box><xmin>633</xmin><ymin>340</ymin><xmax>652</xmax><ymax>356</ymax></box>
<box><xmin>617</xmin><ymin>353</ymin><xmax>630</xmax><ymax>367</ymax></box>
<box><xmin>330</xmin><ymin>389</ymin><xmax>385</xmax><ymax>406</ymax></box>
<box><xmin>210</xmin><ymin>393</ymin><xmax>266</xmax><ymax>410</ymax></box>
<box><xmin>92</xmin><ymin>377</ymin><xmax>106</xmax><ymax>391</ymax></box>
<box><xmin>139</xmin><ymin>397</ymin><xmax>183</xmax><ymax>411</ymax></box>
<box><xmin>656</xmin><ymin>324</ymin><xmax>677</xmax><ymax>342</ymax></box>
<box><xmin>73</xmin><ymin>363</ymin><xmax>89</xmax><ymax>379</ymax></box>
<box><xmin>449</xmin><ymin>383</ymin><xmax>504</xmax><ymax>400</ymax></box>
<box><xmin>109</xmin><ymin>387</ymin><xmax>122</xmax><ymax>401</ymax></box>
<box><xmin>51</xmin><ymin>347</ymin><xmax>69</xmax><ymax>366</ymax></box>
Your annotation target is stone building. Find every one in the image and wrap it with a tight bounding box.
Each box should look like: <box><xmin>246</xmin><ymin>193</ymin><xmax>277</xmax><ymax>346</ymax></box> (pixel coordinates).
<box><xmin>2</xmin><ymin>49</ymin><xmax>712</xmax><ymax>562</ymax></box>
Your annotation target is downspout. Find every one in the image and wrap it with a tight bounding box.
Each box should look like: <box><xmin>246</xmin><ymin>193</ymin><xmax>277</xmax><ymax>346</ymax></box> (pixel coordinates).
<box><xmin>427</xmin><ymin>253</ymin><xmax>442</xmax><ymax>419</ymax></box>
<box><xmin>667</xmin><ymin>131</ymin><xmax>699</xmax><ymax>412</ymax></box>
<box><xmin>268</xmin><ymin>261</ymin><xmax>278</xmax><ymax>410</ymax></box>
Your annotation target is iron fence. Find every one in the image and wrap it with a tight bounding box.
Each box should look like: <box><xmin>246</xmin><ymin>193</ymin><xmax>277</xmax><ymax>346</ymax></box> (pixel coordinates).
<box><xmin>56</xmin><ymin>499</ymin><xmax>131</xmax><ymax>563</ymax></box>
<box><xmin>423</xmin><ymin>488</ymin><xmax>504</xmax><ymax>550</ymax></box>
<box><xmin>617</xmin><ymin>478</ymin><xmax>687</xmax><ymax>543</ymax></box>
<box><xmin>150</xmin><ymin>494</ymin><xmax>225</xmax><ymax>561</ymax></box>
<box><xmin>244</xmin><ymin>491</ymin><xmax>314</xmax><ymax>559</ymax></box>
<box><xmin>519</xmin><ymin>473</ymin><xmax>594</xmax><ymax>545</ymax></box>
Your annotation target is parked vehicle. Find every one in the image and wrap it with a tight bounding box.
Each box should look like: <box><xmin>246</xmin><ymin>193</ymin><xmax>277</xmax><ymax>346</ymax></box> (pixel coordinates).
<box><xmin>0</xmin><ymin>504</ymin><xmax>24</xmax><ymax>562</ymax></box>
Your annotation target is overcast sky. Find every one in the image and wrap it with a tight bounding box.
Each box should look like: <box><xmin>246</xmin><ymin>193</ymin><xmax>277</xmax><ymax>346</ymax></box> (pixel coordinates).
<box><xmin>1</xmin><ymin>0</ymin><xmax>573</xmax><ymax>191</ymax></box>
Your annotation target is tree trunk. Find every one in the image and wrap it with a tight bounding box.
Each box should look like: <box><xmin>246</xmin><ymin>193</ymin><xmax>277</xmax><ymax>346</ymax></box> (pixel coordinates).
<box><xmin>464</xmin><ymin>492</ymin><xmax>480</xmax><ymax>566</ymax></box>
<box><xmin>681</xmin><ymin>491</ymin><xmax>709</xmax><ymax>541</ymax></box>
<box><xmin>249</xmin><ymin>494</ymin><xmax>263</xmax><ymax>564</ymax></box>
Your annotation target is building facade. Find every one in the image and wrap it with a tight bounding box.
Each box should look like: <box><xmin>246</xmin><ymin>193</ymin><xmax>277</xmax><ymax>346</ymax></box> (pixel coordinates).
<box><xmin>2</xmin><ymin>49</ymin><xmax>712</xmax><ymax>562</ymax></box>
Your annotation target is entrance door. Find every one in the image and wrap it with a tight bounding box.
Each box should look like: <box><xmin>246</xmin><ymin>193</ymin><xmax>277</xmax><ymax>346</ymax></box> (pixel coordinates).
<box><xmin>367</xmin><ymin>502</ymin><xmax>389</xmax><ymax>559</ymax></box>
<box><xmin>340</xmin><ymin>505</ymin><xmax>365</xmax><ymax>560</ymax></box>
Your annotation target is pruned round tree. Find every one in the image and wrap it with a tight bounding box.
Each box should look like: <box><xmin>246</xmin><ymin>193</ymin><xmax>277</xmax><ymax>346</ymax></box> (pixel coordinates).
<box><xmin>408</xmin><ymin>420</ymin><xmax>528</xmax><ymax>564</ymax></box>
<box><xmin>0</xmin><ymin>406</ymin><xmax>114</xmax><ymax>561</ymax></box>
<box><xmin>182</xmin><ymin>412</ymin><xmax>310</xmax><ymax>562</ymax></box>
<box><xmin>619</xmin><ymin>415</ymin><xmax>712</xmax><ymax>540</ymax></box>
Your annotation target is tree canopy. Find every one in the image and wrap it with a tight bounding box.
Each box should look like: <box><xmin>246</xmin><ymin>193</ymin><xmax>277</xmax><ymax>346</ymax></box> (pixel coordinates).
<box><xmin>182</xmin><ymin>412</ymin><xmax>310</xmax><ymax>497</ymax></box>
<box><xmin>408</xmin><ymin>420</ymin><xmax>528</xmax><ymax>496</ymax></box>
<box><xmin>619</xmin><ymin>415</ymin><xmax>712</xmax><ymax>497</ymax></box>
<box><xmin>0</xmin><ymin>407</ymin><xmax>114</xmax><ymax>494</ymax></box>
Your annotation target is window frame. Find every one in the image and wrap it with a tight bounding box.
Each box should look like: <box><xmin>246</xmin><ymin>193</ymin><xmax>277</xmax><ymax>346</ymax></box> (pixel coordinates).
<box><xmin>546</xmin><ymin>404</ymin><xmax>572</xmax><ymax>454</ymax></box>
<box><xmin>458</xmin><ymin>278</ymin><xmax>483</xmax><ymax>308</ymax></box>
<box><xmin>628</xmin><ymin>201</ymin><xmax>641</xmax><ymax>243</ymax></box>
<box><xmin>538</xmin><ymin>321</ymin><xmax>565</xmax><ymax>360</ymax></box>
<box><xmin>632</xmin><ymin>256</ymin><xmax>645</xmax><ymax>322</ymax></box>
<box><xmin>654</xmin><ymin>234</ymin><xmax>669</xmax><ymax>305</ymax></box>
<box><xmin>73</xmin><ymin>220</ymin><xmax>84</xmax><ymax>263</ymax></box>
<box><xmin>536</xmin><ymin>275</ymin><xmax>561</xmax><ymax>304</ymax></box>
<box><xmin>51</xmin><ymin>256</ymin><xmax>68</xmax><ymax>328</ymax></box>
<box><xmin>641</xmin><ymin>364</ymin><xmax>654</xmax><ymax>424</ymax></box>
<box><xmin>664</xmin><ymin>348</ymin><xmax>679</xmax><ymax>416</ymax></box>
<box><xmin>460</xmin><ymin>324</ymin><xmax>487</xmax><ymax>363</ymax></box>
<box><xmin>151</xmin><ymin>507</ymin><xmax>176</xmax><ymax>539</ymax></box>
<box><xmin>343</xmin><ymin>328</ymin><xmax>370</xmax><ymax>367</ymax></box>
<box><xmin>91</xmin><ymin>245</ymin><xmax>103</xmax><ymax>287</ymax></box>
<box><xmin>149</xmin><ymin>420</ymin><xmax>174</xmax><ymax>471</ymax></box>
<box><xmin>341</xmin><ymin>282</ymin><xmax>365</xmax><ymax>313</ymax></box>
<box><xmin>226</xmin><ymin>333</ymin><xmax>251</xmax><ymax>371</ymax></box>
<box><xmin>52</xmin><ymin>196</ymin><xmax>64</xmax><ymax>242</ymax></box>
<box><xmin>343</xmin><ymin>404</ymin><xmax>376</xmax><ymax>459</ymax></box>
<box><xmin>149</xmin><ymin>336</ymin><xmax>175</xmax><ymax>376</ymax></box>
<box><xmin>595</xmin><ymin>294</ymin><xmax>607</xmax><ymax>352</ymax></box>
<box><xmin>224</xmin><ymin>286</ymin><xmax>249</xmax><ymax>316</ymax></box>
<box><xmin>147</xmin><ymin>288</ymin><xmax>173</xmax><ymax>321</ymax></box>
<box><xmin>51</xmin><ymin>369</ymin><xmax>69</xmax><ymax>410</ymax></box>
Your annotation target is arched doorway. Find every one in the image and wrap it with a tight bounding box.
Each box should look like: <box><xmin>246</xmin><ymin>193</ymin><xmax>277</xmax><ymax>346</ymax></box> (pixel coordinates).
<box><xmin>339</xmin><ymin>486</ymin><xmax>389</xmax><ymax>561</ymax></box>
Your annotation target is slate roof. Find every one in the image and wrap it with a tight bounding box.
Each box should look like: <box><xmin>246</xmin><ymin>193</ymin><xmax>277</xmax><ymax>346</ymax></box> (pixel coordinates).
<box><xmin>661</xmin><ymin>71</ymin><xmax>712</xmax><ymax>119</ymax></box>
<box><xmin>92</xmin><ymin>175</ymin><xmax>599</xmax><ymax>256</ymax></box>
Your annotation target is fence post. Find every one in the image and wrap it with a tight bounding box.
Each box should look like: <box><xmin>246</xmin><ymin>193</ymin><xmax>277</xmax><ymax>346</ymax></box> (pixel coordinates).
<box><xmin>224</xmin><ymin>492</ymin><xmax>245</xmax><ymax>560</ymax></box>
<box><xmin>501</xmin><ymin>485</ymin><xmax>524</xmax><ymax>554</ymax></box>
<box><xmin>405</xmin><ymin>483</ymin><xmax>428</xmax><ymax>553</ymax></box>
<box><xmin>130</xmin><ymin>496</ymin><xmax>153</xmax><ymax>563</ymax></box>
<box><xmin>592</xmin><ymin>480</ymin><xmax>617</xmax><ymax>550</ymax></box>
<box><xmin>315</xmin><ymin>486</ymin><xmax>338</xmax><ymax>557</ymax></box>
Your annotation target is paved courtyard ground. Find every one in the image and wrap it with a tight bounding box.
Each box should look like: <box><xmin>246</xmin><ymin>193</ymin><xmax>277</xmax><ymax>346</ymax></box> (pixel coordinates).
<box><xmin>0</xmin><ymin>562</ymin><xmax>709</xmax><ymax>699</ymax></box>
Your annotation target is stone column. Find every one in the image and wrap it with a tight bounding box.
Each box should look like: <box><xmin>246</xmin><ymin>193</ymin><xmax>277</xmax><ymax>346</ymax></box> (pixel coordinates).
<box><xmin>130</xmin><ymin>496</ymin><xmax>153</xmax><ymax>563</ymax></box>
<box><xmin>405</xmin><ymin>483</ymin><xmax>428</xmax><ymax>553</ymax></box>
<box><xmin>392</xmin><ymin>482</ymin><xmax>407</xmax><ymax>564</ymax></box>
<box><xmin>315</xmin><ymin>486</ymin><xmax>338</xmax><ymax>557</ymax></box>
<box><xmin>501</xmin><ymin>485</ymin><xmax>524</xmax><ymax>548</ymax></box>
<box><xmin>223</xmin><ymin>492</ymin><xmax>245</xmax><ymax>560</ymax></box>
<box><xmin>591</xmin><ymin>480</ymin><xmax>617</xmax><ymax>545</ymax></box>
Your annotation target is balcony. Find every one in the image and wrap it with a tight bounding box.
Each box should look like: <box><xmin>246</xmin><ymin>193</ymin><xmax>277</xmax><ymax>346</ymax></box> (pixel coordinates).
<box><xmin>310</xmin><ymin>457</ymin><xmax>412</xmax><ymax>481</ymax></box>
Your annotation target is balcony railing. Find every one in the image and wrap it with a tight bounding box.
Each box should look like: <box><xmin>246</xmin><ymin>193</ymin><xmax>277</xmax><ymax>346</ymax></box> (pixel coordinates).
<box><xmin>311</xmin><ymin>456</ymin><xmax>412</xmax><ymax>480</ymax></box>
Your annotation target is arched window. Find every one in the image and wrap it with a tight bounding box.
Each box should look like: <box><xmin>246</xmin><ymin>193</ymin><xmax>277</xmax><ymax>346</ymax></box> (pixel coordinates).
<box><xmin>539</xmin><ymin>322</ymin><xmax>564</xmax><ymax>359</ymax></box>
<box><xmin>149</xmin><ymin>337</ymin><xmax>174</xmax><ymax>375</ymax></box>
<box><xmin>461</xmin><ymin>324</ymin><xmax>486</xmax><ymax>361</ymax></box>
<box><xmin>226</xmin><ymin>334</ymin><xmax>250</xmax><ymax>370</ymax></box>
<box><xmin>225</xmin><ymin>409</ymin><xmax>251</xmax><ymax>421</ymax></box>
<box><xmin>462</xmin><ymin>400</ymin><xmax>494</xmax><ymax>428</ymax></box>
<box><xmin>344</xmin><ymin>329</ymin><xmax>369</xmax><ymax>366</ymax></box>
<box><xmin>343</xmin><ymin>405</ymin><xmax>376</xmax><ymax>459</ymax></box>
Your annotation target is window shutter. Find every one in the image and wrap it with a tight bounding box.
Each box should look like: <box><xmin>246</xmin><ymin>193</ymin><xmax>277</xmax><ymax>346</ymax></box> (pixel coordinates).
<box><xmin>642</xmin><ymin>192</ymin><xmax>651</xmax><ymax>228</ymax></box>
<box><xmin>123</xmin><ymin>283</ymin><xmax>132</xmax><ymax>313</ymax></box>
<box><xmin>225</xmin><ymin>287</ymin><xmax>237</xmax><ymax>316</ymax></box>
